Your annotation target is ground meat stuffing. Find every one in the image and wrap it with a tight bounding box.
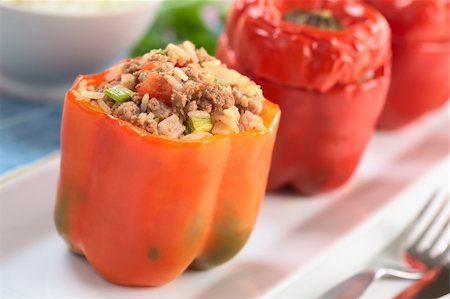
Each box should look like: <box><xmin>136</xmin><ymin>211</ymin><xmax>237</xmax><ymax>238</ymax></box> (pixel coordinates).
<box><xmin>148</xmin><ymin>98</ymin><xmax>171</xmax><ymax>119</ymax></box>
<box><xmin>112</xmin><ymin>102</ymin><xmax>139</xmax><ymax>121</ymax></box>
<box><xmin>131</xmin><ymin>113</ymin><xmax>158</xmax><ymax>134</ymax></box>
<box><xmin>121</xmin><ymin>73</ymin><xmax>137</xmax><ymax>90</ymax></box>
<box><xmin>74</xmin><ymin>41</ymin><xmax>266</xmax><ymax>139</ymax></box>
<box><xmin>123</xmin><ymin>61</ymin><xmax>141</xmax><ymax>74</ymax></box>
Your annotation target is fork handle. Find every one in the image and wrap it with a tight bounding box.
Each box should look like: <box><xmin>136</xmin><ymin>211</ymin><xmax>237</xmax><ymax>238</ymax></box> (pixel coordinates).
<box><xmin>319</xmin><ymin>268</ymin><xmax>424</xmax><ymax>299</ymax></box>
<box><xmin>318</xmin><ymin>271</ymin><xmax>377</xmax><ymax>299</ymax></box>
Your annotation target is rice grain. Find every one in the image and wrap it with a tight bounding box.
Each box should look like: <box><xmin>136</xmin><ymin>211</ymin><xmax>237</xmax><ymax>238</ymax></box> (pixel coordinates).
<box><xmin>81</xmin><ymin>90</ymin><xmax>105</xmax><ymax>100</ymax></box>
<box><xmin>78</xmin><ymin>80</ymin><xmax>88</xmax><ymax>92</ymax></box>
<box><xmin>187</xmin><ymin>110</ymin><xmax>211</xmax><ymax>119</ymax></box>
<box><xmin>72</xmin><ymin>89</ymin><xmax>89</xmax><ymax>101</ymax></box>
<box><xmin>140</xmin><ymin>53</ymin><xmax>152</xmax><ymax>65</ymax></box>
<box><xmin>182</xmin><ymin>41</ymin><xmax>199</xmax><ymax>63</ymax></box>
<box><xmin>165</xmin><ymin>75</ymin><xmax>184</xmax><ymax>91</ymax></box>
<box><xmin>167</xmin><ymin>43</ymin><xmax>190</xmax><ymax>61</ymax></box>
<box><xmin>213</xmin><ymin>115</ymin><xmax>239</xmax><ymax>134</ymax></box>
<box><xmin>98</xmin><ymin>99</ymin><xmax>112</xmax><ymax>114</ymax></box>
<box><xmin>201</xmin><ymin>60</ymin><xmax>221</xmax><ymax>68</ymax></box>
<box><xmin>140</xmin><ymin>93</ymin><xmax>149</xmax><ymax>112</ymax></box>
<box><xmin>173</xmin><ymin>67</ymin><xmax>189</xmax><ymax>82</ymax></box>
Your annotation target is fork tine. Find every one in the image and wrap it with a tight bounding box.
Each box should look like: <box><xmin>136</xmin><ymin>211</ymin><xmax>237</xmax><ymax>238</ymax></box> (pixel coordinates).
<box><xmin>405</xmin><ymin>189</ymin><xmax>441</xmax><ymax>235</ymax></box>
<box><xmin>413</xmin><ymin>189</ymin><xmax>440</xmax><ymax>221</ymax></box>
<box><xmin>408</xmin><ymin>189</ymin><xmax>448</xmax><ymax>253</ymax></box>
<box><xmin>434</xmin><ymin>242</ymin><xmax>450</xmax><ymax>266</ymax></box>
<box><xmin>429</xmin><ymin>209</ymin><xmax>450</xmax><ymax>254</ymax></box>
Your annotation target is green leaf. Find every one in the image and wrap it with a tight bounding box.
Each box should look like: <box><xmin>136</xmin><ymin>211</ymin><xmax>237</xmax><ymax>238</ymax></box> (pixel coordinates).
<box><xmin>130</xmin><ymin>0</ymin><xmax>230</xmax><ymax>56</ymax></box>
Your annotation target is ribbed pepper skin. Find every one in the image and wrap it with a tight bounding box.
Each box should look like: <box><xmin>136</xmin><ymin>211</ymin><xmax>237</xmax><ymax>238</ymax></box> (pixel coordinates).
<box><xmin>217</xmin><ymin>0</ymin><xmax>391</xmax><ymax>194</ymax></box>
<box><xmin>365</xmin><ymin>0</ymin><xmax>450</xmax><ymax>43</ymax></box>
<box><xmin>377</xmin><ymin>40</ymin><xmax>449</xmax><ymax>129</ymax></box>
<box><xmin>218</xmin><ymin>37</ymin><xmax>390</xmax><ymax>194</ymax></box>
<box><xmin>366</xmin><ymin>0</ymin><xmax>450</xmax><ymax>129</ymax></box>
<box><xmin>54</xmin><ymin>71</ymin><xmax>280</xmax><ymax>286</ymax></box>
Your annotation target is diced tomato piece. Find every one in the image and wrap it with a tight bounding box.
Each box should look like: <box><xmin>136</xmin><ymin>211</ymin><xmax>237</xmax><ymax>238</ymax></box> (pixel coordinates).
<box><xmin>135</xmin><ymin>73</ymin><xmax>172</xmax><ymax>106</ymax></box>
<box><xmin>141</xmin><ymin>61</ymin><xmax>160</xmax><ymax>71</ymax></box>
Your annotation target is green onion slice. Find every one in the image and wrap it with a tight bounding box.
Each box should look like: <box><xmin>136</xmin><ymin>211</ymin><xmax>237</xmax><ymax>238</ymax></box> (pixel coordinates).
<box><xmin>105</xmin><ymin>84</ymin><xmax>133</xmax><ymax>102</ymax></box>
<box><xmin>186</xmin><ymin>112</ymin><xmax>213</xmax><ymax>133</ymax></box>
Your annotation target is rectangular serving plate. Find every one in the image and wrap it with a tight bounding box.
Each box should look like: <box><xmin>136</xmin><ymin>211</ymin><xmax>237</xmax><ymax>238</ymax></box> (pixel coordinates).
<box><xmin>1</xmin><ymin>104</ymin><xmax>449</xmax><ymax>298</ymax></box>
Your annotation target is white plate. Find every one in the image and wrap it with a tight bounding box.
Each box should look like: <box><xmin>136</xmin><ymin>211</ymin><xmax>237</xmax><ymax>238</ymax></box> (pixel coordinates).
<box><xmin>1</xmin><ymin>105</ymin><xmax>449</xmax><ymax>298</ymax></box>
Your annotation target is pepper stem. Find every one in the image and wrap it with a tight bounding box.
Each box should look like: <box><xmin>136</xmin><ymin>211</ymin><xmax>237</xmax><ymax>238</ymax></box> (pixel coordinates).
<box><xmin>283</xmin><ymin>9</ymin><xmax>342</xmax><ymax>30</ymax></box>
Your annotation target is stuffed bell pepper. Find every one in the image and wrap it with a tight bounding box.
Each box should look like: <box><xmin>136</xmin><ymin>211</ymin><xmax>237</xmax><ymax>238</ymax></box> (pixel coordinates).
<box><xmin>366</xmin><ymin>0</ymin><xmax>450</xmax><ymax>129</ymax></box>
<box><xmin>54</xmin><ymin>41</ymin><xmax>280</xmax><ymax>286</ymax></box>
<box><xmin>217</xmin><ymin>0</ymin><xmax>391</xmax><ymax>194</ymax></box>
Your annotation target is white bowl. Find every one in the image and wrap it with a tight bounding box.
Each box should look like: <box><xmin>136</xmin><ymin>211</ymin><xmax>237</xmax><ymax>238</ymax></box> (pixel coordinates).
<box><xmin>0</xmin><ymin>1</ymin><xmax>162</xmax><ymax>102</ymax></box>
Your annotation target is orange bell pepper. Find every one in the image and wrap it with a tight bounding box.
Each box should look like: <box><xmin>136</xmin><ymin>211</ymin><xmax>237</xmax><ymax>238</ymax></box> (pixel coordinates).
<box><xmin>54</xmin><ymin>68</ymin><xmax>280</xmax><ymax>286</ymax></box>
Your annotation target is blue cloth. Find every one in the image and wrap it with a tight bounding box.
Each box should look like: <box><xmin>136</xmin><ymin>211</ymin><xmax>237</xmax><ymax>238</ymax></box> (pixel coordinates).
<box><xmin>0</xmin><ymin>55</ymin><xmax>128</xmax><ymax>175</ymax></box>
<box><xmin>0</xmin><ymin>96</ymin><xmax>62</xmax><ymax>173</ymax></box>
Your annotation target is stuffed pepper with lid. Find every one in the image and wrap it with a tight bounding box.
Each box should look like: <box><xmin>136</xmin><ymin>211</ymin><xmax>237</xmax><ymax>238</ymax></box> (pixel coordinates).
<box><xmin>366</xmin><ymin>0</ymin><xmax>450</xmax><ymax>129</ymax></box>
<box><xmin>217</xmin><ymin>0</ymin><xmax>391</xmax><ymax>194</ymax></box>
<box><xmin>54</xmin><ymin>41</ymin><xmax>280</xmax><ymax>286</ymax></box>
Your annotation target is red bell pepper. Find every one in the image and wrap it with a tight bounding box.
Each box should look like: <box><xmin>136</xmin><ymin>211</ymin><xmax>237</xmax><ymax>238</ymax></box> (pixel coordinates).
<box><xmin>366</xmin><ymin>0</ymin><xmax>450</xmax><ymax>129</ymax></box>
<box><xmin>217</xmin><ymin>0</ymin><xmax>391</xmax><ymax>194</ymax></box>
<box><xmin>54</xmin><ymin>67</ymin><xmax>280</xmax><ymax>286</ymax></box>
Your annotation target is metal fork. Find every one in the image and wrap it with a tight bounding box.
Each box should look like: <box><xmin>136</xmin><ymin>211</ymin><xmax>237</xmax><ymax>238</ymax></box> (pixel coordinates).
<box><xmin>320</xmin><ymin>185</ymin><xmax>450</xmax><ymax>299</ymax></box>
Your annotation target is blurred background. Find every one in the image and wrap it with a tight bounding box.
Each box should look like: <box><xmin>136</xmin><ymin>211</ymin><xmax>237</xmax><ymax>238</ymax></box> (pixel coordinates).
<box><xmin>0</xmin><ymin>0</ymin><xmax>229</xmax><ymax>174</ymax></box>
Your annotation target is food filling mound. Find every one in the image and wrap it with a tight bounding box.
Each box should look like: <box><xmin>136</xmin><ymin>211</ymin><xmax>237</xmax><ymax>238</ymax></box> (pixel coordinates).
<box><xmin>73</xmin><ymin>41</ymin><xmax>266</xmax><ymax>140</ymax></box>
